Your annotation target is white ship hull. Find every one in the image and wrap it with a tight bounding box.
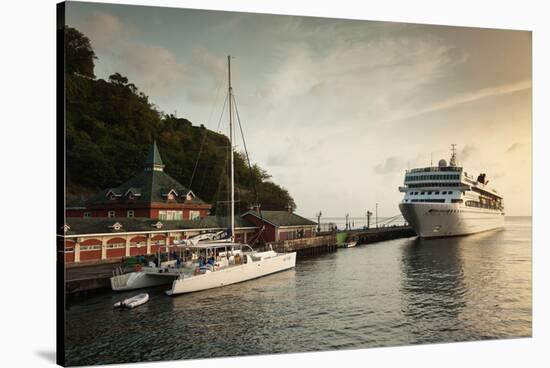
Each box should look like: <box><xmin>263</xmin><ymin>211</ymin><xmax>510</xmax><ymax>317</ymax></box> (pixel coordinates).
<box><xmin>399</xmin><ymin>202</ymin><xmax>504</xmax><ymax>238</ymax></box>
<box><xmin>167</xmin><ymin>251</ymin><xmax>296</xmax><ymax>295</ymax></box>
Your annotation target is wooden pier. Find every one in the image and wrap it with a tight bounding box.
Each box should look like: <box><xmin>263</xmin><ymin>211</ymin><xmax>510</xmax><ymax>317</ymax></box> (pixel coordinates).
<box><xmin>264</xmin><ymin>225</ymin><xmax>416</xmax><ymax>257</ymax></box>
<box><xmin>264</xmin><ymin>234</ymin><xmax>338</xmax><ymax>258</ymax></box>
<box><xmin>346</xmin><ymin>225</ymin><xmax>416</xmax><ymax>245</ymax></box>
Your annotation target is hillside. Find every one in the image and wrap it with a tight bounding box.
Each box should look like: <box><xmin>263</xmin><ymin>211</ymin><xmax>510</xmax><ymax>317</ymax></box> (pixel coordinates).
<box><xmin>64</xmin><ymin>26</ymin><xmax>295</xmax><ymax>212</ymax></box>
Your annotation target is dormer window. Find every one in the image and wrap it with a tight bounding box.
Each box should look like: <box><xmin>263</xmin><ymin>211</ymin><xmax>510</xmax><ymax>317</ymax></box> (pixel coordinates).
<box><xmin>62</xmin><ymin>224</ymin><xmax>70</xmax><ymax>233</ymax></box>
<box><xmin>106</xmin><ymin>189</ymin><xmax>121</xmax><ymax>201</ymax></box>
<box><xmin>125</xmin><ymin>188</ymin><xmax>142</xmax><ymax>200</ymax></box>
<box><xmin>162</xmin><ymin>189</ymin><xmax>178</xmax><ymax>201</ymax></box>
<box><xmin>152</xmin><ymin>221</ymin><xmax>163</xmax><ymax>229</ymax></box>
<box><xmin>109</xmin><ymin>222</ymin><xmax>123</xmax><ymax>231</ymax></box>
<box><xmin>184</xmin><ymin>191</ymin><xmax>196</xmax><ymax>201</ymax></box>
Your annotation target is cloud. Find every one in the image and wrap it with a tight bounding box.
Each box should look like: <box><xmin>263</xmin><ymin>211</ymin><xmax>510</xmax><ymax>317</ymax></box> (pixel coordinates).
<box><xmin>117</xmin><ymin>42</ymin><xmax>185</xmax><ymax>97</ymax></box>
<box><xmin>266</xmin><ymin>153</ymin><xmax>290</xmax><ymax>166</ymax></box>
<box><xmin>506</xmin><ymin>142</ymin><xmax>525</xmax><ymax>153</ymax></box>
<box><xmin>460</xmin><ymin>145</ymin><xmax>479</xmax><ymax>162</ymax></box>
<box><xmin>80</xmin><ymin>11</ymin><xmax>130</xmax><ymax>45</ymax></box>
<box><xmin>374</xmin><ymin>156</ymin><xmax>405</xmax><ymax>174</ymax></box>
<box><xmin>78</xmin><ymin>11</ymin><xmax>186</xmax><ymax>102</ymax></box>
<box><xmin>390</xmin><ymin>80</ymin><xmax>532</xmax><ymax>122</ymax></box>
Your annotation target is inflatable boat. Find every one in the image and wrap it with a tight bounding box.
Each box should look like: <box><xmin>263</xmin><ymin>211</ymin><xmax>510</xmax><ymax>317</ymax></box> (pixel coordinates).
<box><xmin>113</xmin><ymin>293</ymin><xmax>149</xmax><ymax>309</ymax></box>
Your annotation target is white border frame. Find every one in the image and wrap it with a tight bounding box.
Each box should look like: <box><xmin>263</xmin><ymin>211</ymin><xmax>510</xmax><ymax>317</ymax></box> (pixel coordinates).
<box><xmin>1</xmin><ymin>1</ymin><xmax>547</xmax><ymax>368</ymax></box>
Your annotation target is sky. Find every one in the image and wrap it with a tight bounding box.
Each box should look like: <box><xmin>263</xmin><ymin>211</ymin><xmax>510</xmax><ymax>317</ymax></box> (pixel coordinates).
<box><xmin>66</xmin><ymin>2</ymin><xmax>532</xmax><ymax>217</ymax></box>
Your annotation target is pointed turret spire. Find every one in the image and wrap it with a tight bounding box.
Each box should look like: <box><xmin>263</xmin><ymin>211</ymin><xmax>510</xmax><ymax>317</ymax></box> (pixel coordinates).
<box><xmin>144</xmin><ymin>140</ymin><xmax>165</xmax><ymax>171</ymax></box>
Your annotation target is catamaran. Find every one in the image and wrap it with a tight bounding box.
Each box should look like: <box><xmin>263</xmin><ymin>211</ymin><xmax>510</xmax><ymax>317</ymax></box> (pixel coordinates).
<box><xmin>109</xmin><ymin>232</ymin><xmax>225</xmax><ymax>291</ymax></box>
<box><xmin>166</xmin><ymin>56</ymin><xmax>297</xmax><ymax>295</ymax></box>
<box><xmin>111</xmin><ymin>56</ymin><xmax>297</xmax><ymax>293</ymax></box>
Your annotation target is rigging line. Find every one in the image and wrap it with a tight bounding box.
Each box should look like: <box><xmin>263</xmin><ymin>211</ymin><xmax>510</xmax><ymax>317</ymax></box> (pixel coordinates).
<box><xmin>232</xmin><ymin>92</ymin><xmax>266</xmax><ymax>246</ymax></box>
<box><xmin>232</xmin><ymin>93</ymin><xmax>260</xmax><ymax>208</ymax></box>
<box><xmin>188</xmin><ymin>93</ymin><xmax>229</xmax><ymax>190</ymax></box>
<box><xmin>212</xmin><ymin>151</ymin><xmax>229</xmax><ymax>217</ymax></box>
<box><xmin>187</xmin><ymin>71</ymin><xmax>226</xmax><ymax>189</ymax></box>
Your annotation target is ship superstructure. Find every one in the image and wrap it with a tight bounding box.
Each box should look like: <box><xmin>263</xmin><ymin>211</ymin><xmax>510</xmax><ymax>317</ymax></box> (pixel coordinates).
<box><xmin>398</xmin><ymin>145</ymin><xmax>504</xmax><ymax>238</ymax></box>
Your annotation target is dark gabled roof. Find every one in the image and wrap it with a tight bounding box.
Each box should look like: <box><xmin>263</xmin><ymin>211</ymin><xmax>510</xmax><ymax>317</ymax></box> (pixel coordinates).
<box><xmin>64</xmin><ymin>216</ymin><xmax>256</xmax><ymax>236</ymax></box>
<box><xmin>243</xmin><ymin>210</ymin><xmax>317</xmax><ymax>227</ymax></box>
<box><xmin>85</xmin><ymin>170</ymin><xmax>206</xmax><ymax>206</ymax></box>
<box><xmin>81</xmin><ymin>142</ymin><xmax>208</xmax><ymax>207</ymax></box>
<box><xmin>66</xmin><ymin>197</ymin><xmax>87</xmax><ymax>208</ymax></box>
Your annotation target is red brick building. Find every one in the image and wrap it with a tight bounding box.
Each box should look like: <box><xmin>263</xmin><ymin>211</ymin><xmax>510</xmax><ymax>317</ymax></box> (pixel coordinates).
<box><xmin>66</xmin><ymin>141</ymin><xmax>211</xmax><ymax>220</ymax></box>
<box><xmin>61</xmin><ymin>217</ymin><xmax>258</xmax><ymax>264</ymax></box>
<box><xmin>242</xmin><ymin>209</ymin><xmax>317</xmax><ymax>242</ymax></box>
<box><xmin>61</xmin><ymin>142</ymin><xmax>318</xmax><ymax>264</ymax></box>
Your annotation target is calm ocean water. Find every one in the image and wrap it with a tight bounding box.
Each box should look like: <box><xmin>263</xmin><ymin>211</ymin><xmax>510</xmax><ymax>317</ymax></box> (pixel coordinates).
<box><xmin>64</xmin><ymin>217</ymin><xmax>531</xmax><ymax>366</ymax></box>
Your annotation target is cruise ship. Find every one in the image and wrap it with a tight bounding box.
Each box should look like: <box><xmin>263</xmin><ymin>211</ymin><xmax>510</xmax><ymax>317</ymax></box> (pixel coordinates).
<box><xmin>398</xmin><ymin>145</ymin><xmax>505</xmax><ymax>238</ymax></box>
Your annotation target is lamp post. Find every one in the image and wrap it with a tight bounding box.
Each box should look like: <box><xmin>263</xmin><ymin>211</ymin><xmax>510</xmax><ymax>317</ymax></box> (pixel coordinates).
<box><xmin>366</xmin><ymin>210</ymin><xmax>372</xmax><ymax>229</ymax></box>
<box><xmin>316</xmin><ymin>211</ymin><xmax>322</xmax><ymax>233</ymax></box>
<box><xmin>376</xmin><ymin>203</ymin><xmax>379</xmax><ymax>229</ymax></box>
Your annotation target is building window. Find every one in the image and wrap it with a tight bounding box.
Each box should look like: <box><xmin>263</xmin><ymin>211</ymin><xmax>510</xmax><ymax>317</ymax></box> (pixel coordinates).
<box><xmin>107</xmin><ymin>243</ymin><xmax>125</xmax><ymax>249</ymax></box>
<box><xmin>127</xmin><ymin>210</ymin><xmax>134</xmax><ymax>218</ymax></box>
<box><xmin>158</xmin><ymin>210</ymin><xmax>183</xmax><ymax>220</ymax></box>
<box><xmin>108</xmin><ymin>211</ymin><xmax>116</xmax><ymax>218</ymax></box>
<box><xmin>189</xmin><ymin>211</ymin><xmax>200</xmax><ymax>221</ymax></box>
<box><xmin>83</xmin><ymin>212</ymin><xmax>91</xmax><ymax>218</ymax></box>
<box><xmin>80</xmin><ymin>245</ymin><xmax>101</xmax><ymax>251</ymax></box>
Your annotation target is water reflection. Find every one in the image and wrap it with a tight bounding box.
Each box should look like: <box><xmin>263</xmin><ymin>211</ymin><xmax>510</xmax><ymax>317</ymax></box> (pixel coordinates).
<box><xmin>400</xmin><ymin>236</ymin><xmax>467</xmax><ymax>342</ymax></box>
<box><xmin>65</xmin><ymin>219</ymin><xmax>531</xmax><ymax>366</ymax></box>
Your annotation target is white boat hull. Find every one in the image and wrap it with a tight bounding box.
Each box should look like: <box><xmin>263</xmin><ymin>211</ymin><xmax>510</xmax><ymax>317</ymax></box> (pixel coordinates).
<box><xmin>399</xmin><ymin>202</ymin><xmax>504</xmax><ymax>238</ymax></box>
<box><xmin>110</xmin><ymin>270</ymin><xmax>180</xmax><ymax>291</ymax></box>
<box><xmin>344</xmin><ymin>241</ymin><xmax>357</xmax><ymax>248</ymax></box>
<box><xmin>114</xmin><ymin>293</ymin><xmax>149</xmax><ymax>308</ymax></box>
<box><xmin>167</xmin><ymin>252</ymin><xmax>296</xmax><ymax>295</ymax></box>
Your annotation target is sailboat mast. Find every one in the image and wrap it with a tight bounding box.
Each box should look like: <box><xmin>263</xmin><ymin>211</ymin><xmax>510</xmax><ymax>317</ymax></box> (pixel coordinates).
<box><xmin>228</xmin><ymin>55</ymin><xmax>235</xmax><ymax>242</ymax></box>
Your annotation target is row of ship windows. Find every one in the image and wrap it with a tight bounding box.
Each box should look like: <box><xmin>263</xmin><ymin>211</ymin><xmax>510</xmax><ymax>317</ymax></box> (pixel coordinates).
<box><xmin>404</xmin><ymin>198</ymin><xmax>464</xmax><ymax>204</ymax></box>
<box><xmin>465</xmin><ymin>200</ymin><xmax>501</xmax><ymax>210</ymax></box>
<box><xmin>405</xmin><ymin>174</ymin><xmax>460</xmax><ymax>181</ymax></box>
<box><xmin>408</xmin><ymin>191</ymin><xmax>455</xmax><ymax>196</ymax></box>
<box><xmin>406</xmin><ymin>182</ymin><xmax>462</xmax><ymax>188</ymax></box>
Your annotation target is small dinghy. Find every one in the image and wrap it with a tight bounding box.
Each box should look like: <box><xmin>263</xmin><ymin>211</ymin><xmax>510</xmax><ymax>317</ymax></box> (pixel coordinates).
<box><xmin>344</xmin><ymin>241</ymin><xmax>357</xmax><ymax>248</ymax></box>
<box><xmin>114</xmin><ymin>293</ymin><xmax>149</xmax><ymax>309</ymax></box>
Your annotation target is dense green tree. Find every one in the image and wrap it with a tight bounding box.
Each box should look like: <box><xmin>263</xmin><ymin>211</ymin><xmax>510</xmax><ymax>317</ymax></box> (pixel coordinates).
<box><xmin>65</xmin><ymin>27</ymin><xmax>296</xmax><ymax>212</ymax></box>
<box><xmin>64</xmin><ymin>26</ymin><xmax>96</xmax><ymax>78</ymax></box>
